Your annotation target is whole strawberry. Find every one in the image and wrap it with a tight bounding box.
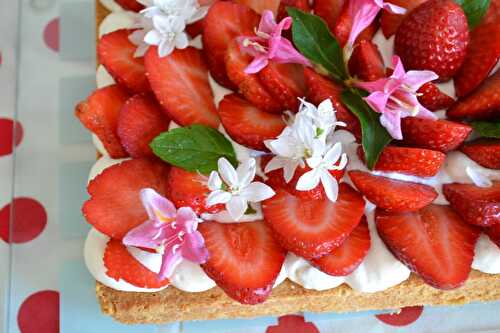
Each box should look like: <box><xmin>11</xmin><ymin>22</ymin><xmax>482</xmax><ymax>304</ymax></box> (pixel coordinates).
<box><xmin>395</xmin><ymin>0</ymin><xmax>469</xmax><ymax>81</ymax></box>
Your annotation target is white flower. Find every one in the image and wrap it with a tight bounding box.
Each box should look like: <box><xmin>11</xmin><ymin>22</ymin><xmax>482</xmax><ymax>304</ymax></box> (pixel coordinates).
<box><xmin>206</xmin><ymin>158</ymin><xmax>275</xmax><ymax>221</ymax></box>
<box><xmin>298</xmin><ymin>98</ymin><xmax>346</xmax><ymax>138</ymax></box>
<box><xmin>140</xmin><ymin>0</ymin><xmax>207</xmax><ymax>24</ymax></box>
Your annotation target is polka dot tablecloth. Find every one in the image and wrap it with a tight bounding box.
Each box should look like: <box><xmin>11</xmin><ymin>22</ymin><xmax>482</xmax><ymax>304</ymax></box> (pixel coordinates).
<box><xmin>0</xmin><ymin>1</ymin><xmax>499</xmax><ymax>333</ymax></box>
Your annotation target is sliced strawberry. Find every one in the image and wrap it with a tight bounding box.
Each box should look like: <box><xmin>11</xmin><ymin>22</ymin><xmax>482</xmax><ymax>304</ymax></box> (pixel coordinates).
<box><xmin>75</xmin><ymin>85</ymin><xmax>129</xmax><ymax>158</ymax></box>
<box><xmin>104</xmin><ymin>239</ymin><xmax>169</xmax><ymax>288</ymax></box>
<box><xmin>310</xmin><ymin>216</ymin><xmax>370</xmax><ymax>276</ymax></box>
<box><xmin>376</xmin><ymin>205</ymin><xmax>480</xmax><ymax>290</ymax></box>
<box><xmin>234</xmin><ymin>0</ymin><xmax>281</xmax><ymax>15</ymax></box>
<box><xmin>98</xmin><ymin>29</ymin><xmax>150</xmax><ymax>94</ymax></box>
<box><xmin>304</xmin><ymin>68</ymin><xmax>361</xmax><ymax>138</ymax></box>
<box><xmin>199</xmin><ymin>221</ymin><xmax>286</xmax><ymax>305</ymax></box>
<box><xmin>262</xmin><ymin>184</ymin><xmax>365</xmax><ymax>259</ymax></box>
<box><xmin>83</xmin><ymin>159</ymin><xmax>170</xmax><ymax>239</ymax></box>
<box><xmin>454</xmin><ymin>23</ymin><xmax>500</xmax><ymax>97</ymax></box>
<box><xmin>486</xmin><ymin>224</ymin><xmax>500</xmax><ymax>248</ymax></box>
<box><xmin>314</xmin><ymin>0</ymin><xmax>346</xmax><ymax>31</ymax></box>
<box><xmin>400</xmin><ymin>118</ymin><xmax>472</xmax><ymax>152</ymax></box>
<box><xmin>145</xmin><ymin>46</ymin><xmax>219</xmax><ymax>128</ymax></box>
<box><xmin>259</xmin><ymin>61</ymin><xmax>307</xmax><ymax>112</ymax></box>
<box><xmin>117</xmin><ymin>94</ymin><xmax>170</xmax><ymax>158</ymax></box>
<box><xmin>277</xmin><ymin>0</ymin><xmax>311</xmax><ymax>21</ymax></box>
<box><xmin>225</xmin><ymin>40</ymin><xmax>282</xmax><ymax>113</ymax></box>
<box><xmin>219</xmin><ymin>93</ymin><xmax>286</xmax><ymax>151</ymax></box>
<box><xmin>349</xmin><ymin>171</ymin><xmax>438</xmax><ymax>212</ymax></box>
<box><xmin>166</xmin><ymin>167</ymin><xmax>223</xmax><ymax>216</ymax></box>
<box><xmin>348</xmin><ymin>39</ymin><xmax>385</xmax><ymax>82</ymax></box>
<box><xmin>203</xmin><ymin>2</ymin><xmax>260</xmax><ymax>88</ymax></box>
<box><xmin>380</xmin><ymin>0</ymin><xmax>427</xmax><ymax>38</ymax></box>
<box><xmin>115</xmin><ymin>0</ymin><xmax>144</xmax><ymax>11</ymax></box>
<box><xmin>186</xmin><ymin>19</ymin><xmax>205</xmax><ymax>38</ymax></box>
<box><xmin>443</xmin><ymin>182</ymin><xmax>500</xmax><ymax>227</ymax></box>
<box><xmin>460</xmin><ymin>139</ymin><xmax>500</xmax><ymax>170</ymax></box>
<box><xmin>485</xmin><ymin>0</ymin><xmax>500</xmax><ymax>24</ymax></box>
<box><xmin>417</xmin><ymin>82</ymin><xmax>455</xmax><ymax>111</ymax></box>
<box><xmin>333</xmin><ymin>0</ymin><xmax>378</xmax><ymax>47</ymax></box>
<box><xmin>448</xmin><ymin>70</ymin><xmax>500</xmax><ymax>120</ymax></box>
<box><xmin>358</xmin><ymin>146</ymin><xmax>446</xmax><ymax>177</ymax></box>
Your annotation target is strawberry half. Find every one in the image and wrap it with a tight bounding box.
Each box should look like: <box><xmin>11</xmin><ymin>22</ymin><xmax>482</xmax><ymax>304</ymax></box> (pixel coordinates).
<box><xmin>358</xmin><ymin>146</ymin><xmax>446</xmax><ymax>177</ymax></box>
<box><xmin>310</xmin><ymin>216</ymin><xmax>370</xmax><ymax>276</ymax></box>
<box><xmin>447</xmin><ymin>70</ymin><xmax>500</xmax><ymax>120</ymax></box>
<box><xmin>443</xmin><ymin>182</ymin><xmax>500</xmax><ymax>227</ymax></box>
<box><xmin>83</xmin><ymin>159</ymin><xmax>170</xmax><ymax>240</ymax></box>
<box><xmin>115</xmin><ymin>0</ymin><xmax>144</xmax><ymax>11</ymax></box>
<box><xmin>117</xmin><ymin>94</ymin><xmax>170</xmax><ymax>158</ymax></box>
<box><xmin>98</xmin><ymin>29</ymin><xmax>150</xmax><ymax>94</ymax></box>
<box><xmin>486</xmin><ymin>224</ymin><xmax>500</xmax><ymax>249</ymax></box>
<box><xmin>485</xmin><ymin>0</ymin><xmax>500</xmax><ymax>24</ymax></box>
<box><xmin>349</xmin><ymin>171</ymin><xmax>438</xmax><ymax>213</ymax></box>
<box><xmin>225</xmin><ymin>40</ymin><xmax>282</xmax><ymax>114</ymax></box>
<box><xmin>400</xmin><ymin>118</ymin><xmax>472</xmax><ymax>152</ymax></box>
<box><xmin>348</xmin><ymin>39</ymin><xmax>385</xmax><ymax>82</ymax></box>
<box><xmin>75</xmin><ymin>85</ymin><xmax>129</xmax><ymax>158</ymax></box>
<box><xmin>394</xmin><ymin>0</ymin><xmax>469</xmax><ymax>81</ymax></box>
<box><xmin>376</xmin><ymin>205</ymin><xmax>480</xmax><ymax>290</ymax></box>
<box><xmin>218</xmin><ymin>94</ymin><xmax>286</xmax><ymax>151</ymax></box>
<box><xmin>417</xmin><ymin>82</ymin><xmax>455</xmax><ymax>111</ymax></box>
<box><xmin>166</xmin><ymin>167</ymin><xmax>224</xmax><ymax>216</ymax></box>
<box><xmin>460</xmin><ymin>139</ymin><xmax>500</xmax><ymax>170</ymax></box>
<box><xmin>304</xmin><ymin>68</ymin><xmax>361</xmax><ymax>138</ymax></box>
<box><xmin>262</xmin><ymin>184</ymin><xmax>365</xmax><ymax>259</ymax></box>
<box><xmin>234</xmin><ymin>0</ymin><xmax>281</xmax><ymax>15</ymax></box>
<box><xmin>145</xmin><ymin>46</ymin><xmax>220</xmax><ymax>128</ymax></box>
<box><xmin>314</xmin><ymin>0</ymin><xmax>346</xmax><ymax>31</ymax></box>
<box><xmin>333</xmin><ymin>0</ymin><xmax>378</xmax><ymax>47</ymax></box>
<box><xmin>380</xmin><ymin>0</ymin><xmax>427</xmax><ymax>38</ymax></box>
<box><xmin>203</xmin><ymin>2</ymin><xmax>260</xmax><ymax>88</ymax></box>
<box><xmin>103</xmin><ymin>239</ymin><xmax>169</xmax><ymax>288</ymax></box>
<box><xmin>199</xmin><ymin>221</ymin><xmax>286</xmax><ymax>305</ymax></box>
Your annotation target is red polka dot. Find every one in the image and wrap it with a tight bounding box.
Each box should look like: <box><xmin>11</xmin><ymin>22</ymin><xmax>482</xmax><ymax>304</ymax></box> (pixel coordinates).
<box><xmin>0</xmin><ymin>118</ymin><xmax>23</xmax><ymax>157</ymax></box>
<box><xmin>0</xmin><ymin>198</ymin><xmax>47</xmax><ymax>244</ymax></box>
<box><xmin>43</xmin><ymin>18</ymin><xmax>59</xmax><ymax>52</ymax></box>
<box><xmin>376</xmin><ymin>306</ymin><xmax>424</xmax><ymax>326</ymax></box>
<box><xmin>18</xmin><ymin>290</ymin><xmax>59</xmax><ymax>333</ymax></box>
<box><xmin>266</xmin><ymin>315</ymin><xmax>319</xmax><ymax>333</ymax></box>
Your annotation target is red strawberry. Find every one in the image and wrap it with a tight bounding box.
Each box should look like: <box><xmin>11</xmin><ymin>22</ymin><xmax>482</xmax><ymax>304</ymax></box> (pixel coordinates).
<box><xmin>259</xmin><ymin>61</ymin><xmax>307</xmax><ymax>112</ymax></box>
<box><xmin>454</xmin><ymin>23</ymin><xmax>500</xmax><ymax>97</ymax></box>
<box><xmin>304</xmin><ymin>68</ymin><xmax>361</xmax><ymax>138</ymax></box>
<box><xmin>115</xmin><ymin>0</ymin><xmax>144</xmax><ymax>11</ymax></box>
<box><xmin>199</xmin><ymin>221</ymin><xmax>286</xmax><ymax>305</ymax></box>
<box><xmin>485</xmin><ymin>0</ymin><xmax>500</xmax><ymax>24</ymax></box>
<box><xmin>417</xmin><ymin>82</ymin><xmax>455</xmax><ymax>111</ymax></box>
<box><xmin>218</xmin><ymin>94</ymin><xmax>286</xmax><ymax>151</ymax></box>
<box><xmin>186</xmin><ymin>19</ymin><xmax>205</xmax><ymax>38</ymax></box>
<box><xmin>262</xmin><ymin>184</ymin><xmax>365</xmax><ymax>259</ymax></box>
<box><xmin>203</xmin><ymin>2</ymin><xmax>260</xmax><ymax>88</ymax></box>
<box><xmin>349</xmin><ymin>170</ymin><xmax>438</xmax><ymax>212</ymax></box>
<box><xmin>235</xmin><ymin>0</ymin><xmax>281</xmax><ymax>15</ymax></box>
<box><xmin>376</xmin><ymin>205</ymin><xmax>480</xmax><ymax>289</ymax></box>
<box><xmin>443</xmin><ymin>182</ymin><xmax>500</xmax><ymax>227</ymax></box>
<box><xmin>460</xmin><ymin>139</ymin><xmax>500</xmax><ymax>170</ymax></box>
<box><xmin>103</xmin><ymin>239</ymin><xmax>169</xmax><ymax>288</ymax></box>
<box><xmin>277</xmin><ymin>0</ymin><xmax>311</xmax><ymax>21</ymax></box>
<box><xmin>314</xmin><ymin>0</ymin><xmax>346</xmax><ymax>31</ymax></box>
<box><xmin>83</xmin><ymin>158</ymin><xmax>170</xmax><ymax>239</ymax></box>
<box><xmin>225</xmin><ymin>40</ymin><xmax>282</xmax><ymax>113</ymax></box>
<box><xmin>348</xmin><ymin>39</ymin><xmax>385</xmax><ymax>82</ymax></box>
<box><xmin>311</xmin><ymin>216</ymin><xmax>370</xmax><ymax>276</ymax></box>
<box><xmin>486</xmin><ymin>224</ymin><xmax>500</xmax><ymax>248</ymax></box>
<box><xmin>166</xmin><ymin>167</ymin><xmax>223</xmax><ymax>216</ymax></box>
<box><xmin>145</xmin><ymin>46</ymin><xmax>219</xmax><ymax>128</ymax></box>
<box><xmin>75</xmin><ymin>85</ymin><xmax>129</xmax><ymax>158</ymax></box>
<box><xmin>447</xmin><ymin>70</ymin><xmax>500</xmax><ymax>120</ymax></box>
<box><xmin>98</xmin><ymin>29</ymin><xmax>150</xmax><ymax>94</ymax></box>
<box><xmin>333</xmin><ymin>0</ymin><xmax>378</xmax><ymax>47</ymax></box>
<box><xmin>394</xmin><ymin>0</ymin><xmax>469</xmax><ymax>81</ymax></box>
<box><xmin>380</xmin><ymin>0</ymin><xmax>428</xmax><ymax>38</ymax></box>
<box><xmin>400</xmin><ymin>118</ymin><xmax>472</xmax><ymax>152</ymax></box>
<box><xmin>358</xmin><ymin>146</ymin><xmax>446</xmax><ymax>177</ymax></box>
<box><xmin>117</xmin><ymin>94</ymin><xmax>170</xmax><ymax>158</ymax></box>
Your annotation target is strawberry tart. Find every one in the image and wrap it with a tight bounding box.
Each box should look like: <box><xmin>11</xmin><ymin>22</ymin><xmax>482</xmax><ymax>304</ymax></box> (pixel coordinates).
<box><xmin>77</xmin><ymin>0</ymin><xmax>500</xmax><ymax>324</ymax></box>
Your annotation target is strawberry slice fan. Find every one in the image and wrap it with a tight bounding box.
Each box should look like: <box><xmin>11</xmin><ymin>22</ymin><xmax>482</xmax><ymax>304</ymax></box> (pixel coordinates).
<box><xmin>75</xmin><ymin>0</ymin><xmax>500</xmax><ymax>324</ymax></box>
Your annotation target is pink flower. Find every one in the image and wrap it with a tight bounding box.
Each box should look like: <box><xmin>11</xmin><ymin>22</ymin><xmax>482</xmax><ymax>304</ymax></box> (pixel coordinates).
<box><xmin>238</xmin><ymin>10</ymin><xmax>311</xmax><ymax>74</ymax></box>
<box><xmin>123</xmin><ymin>188</ymin><xmax>208</xmax><ymax>280</ymax></box>
<box><xmin>347</xmin><ymin>0</ymin><xmax>406</xmax><ymax>48</ymax></box>
<box><xmin>355</xmin><ymin>56</ymin><xmax>438</xmax><ymax>140</ymax></box>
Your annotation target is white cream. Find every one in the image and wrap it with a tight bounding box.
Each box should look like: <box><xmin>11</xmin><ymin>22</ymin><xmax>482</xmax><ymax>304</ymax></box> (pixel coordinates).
<box><xmin>100</xmin><ymin>0</ymin><xmax>125</xmax><ymax>12</ymax></box>
<box><xmin>445</xmin><ymin>151</ymin><xmax>500</xmax><ymax>185</ymax></box>
<box><xmin>99</xmin><ymin>11</ymin><xmax>137</xmax><ymax>38</ymax></box>
<box><xmin>472</xmin><ymin>235</ymin><xmax>500</xmax><ymax>274</ymax></box>
<box><xmin>286</xmin><ymin>254</ymin><xmax>345</xmax><ymax>291</ymax></box>
<box><xmin>96</xmin><ymin>65</ymin><xmax>116</xmax><ymax>88</ymax></box>
<box><xmin>169</xmin><ymin>260</ymin><xmax>217</xmax><ymax>292</ymax></box>
<box><xmin>208</xmin><ymin>74</ymin><xmax>233</xmax><ymax>108</ymax></box>
<box><xmin>92</xmin><ymin>134</ymin><xmax>109</xmax><ymax>157</ymax></box>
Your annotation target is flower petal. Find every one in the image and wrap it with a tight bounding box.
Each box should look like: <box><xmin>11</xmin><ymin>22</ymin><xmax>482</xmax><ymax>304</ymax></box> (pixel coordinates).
<box><xmin>226</xmin><ymin>196</ymin><xmax>248</xmax><ymax>221</ymax></box>
<box><xmin>182</xmin><ymin>231</ymin><xmax>209</xmax><ymax>264</ymax></box>
<box><xmin>382</xmin><ymin>2</ymin><xmax>406</xmax><ymax>14</ymax></box>
<box><xmin>296</xmin><ymin>169</ymin><xmax>321</xmax><ymax>191</ymax></box>
<box><xmin>324</xmin><ymin>142</ymin><xmax>343</xmax><ymax>165</ymax></box>
<box><xmin>141</xmin><ymin>188</ymin><xmax>176</xmax><ymax>222</ymax></box>
<box><xmin>404</xmin><ymin>70</ymin><xmax>439</xmax><ymax>91</ymax></box>
<box><xmin>176</xmin><ymin>207</ymin><xmax>200</xmax><ymax>233</ymax></box>
<box><xmin>206</xmin><ymin>190</ymin><xmax>232</xmax><ymax>206</ymax></box>
<box><xmin>271</xmin><ymin>38</ymin><xmax>312</xmax><ymax>67</ymax></box>
<box><xmin>365</xmin><ymin>91</ymin><xmax>390</xmax><ymax>115</ymax></box>
<box><xmin>207</xmin><ymin>171</ymin><xmax>222</xmax><ymax>191</ymax></box>
<box><xmin>237</xmin><ymin>158</ymin><xmax>257</xmax><ymax>188</ymax></box>
<box><xmin>380</xmin><ymin>109</ymin><xmax>403</xmax><ymax>140</ymax></box>
<box><xmin>390</xmin><ymin>55</ymin><xmax>406</xmax><ymax>79</ymax></box>
<box><xmin>122</xmin><ymin>220</ymin><xmax>164</xmax><ymax>249</ymax></box>
<box><xmin>283</xmin><ymin>159</ymin><xmax>301</xmax><ymax>183</ymax></box>
<box><xmin>355</xmin><ymin>77</ymin><xmax>389</xmax><ymax>93</ymax></box>
<box><xmin>218</xmin><ymin>158</ymin><xmax>238</xmax><ymax>187</ymax></box>
<box><xmin>244</xmin><ymin>55</ymin><xmax>269</xmax><ymax>74</ymax></box>
<box><xmin>320</xmin><ymin>170</ymin><xmax>340</xmax><ymax>202</ymax></box>
<box><xmin>347</xmin><ymin>0</ymin><xmax>380</xmax><ymax>47</ymax></box>
<box><xmin>159</xmin><ymin>249</ymin><xmax>183</xmax><ymax>279</ymax></box>
<box><xmin>258</xmin><ymin>10</ymin><xmax>277</xmax><ymax>35</ymax></box>
<box><xmin>466</xmin><ymin>166</ymin><xmax>493</xmax><ymax>188</ymax></box>
<box><xmin>240</xmin><ymin>182</ymin><xmax>275</xmax><ymax>202</ymax></box>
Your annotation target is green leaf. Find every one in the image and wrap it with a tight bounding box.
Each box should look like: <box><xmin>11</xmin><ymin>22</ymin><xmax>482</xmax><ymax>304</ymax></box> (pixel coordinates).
<box><xmin>455</xmin><ymin>0</ymin><xmax>491</xmax><ymax>29</ymax></box>
<box><xmin>150</xmin><ymin>125</ymin><xmax>238</xmax><ymax>175</ymax></box>
<box><xmin>471</xmin><ymin>121</ymin><xmax>500</xmax><ymax>138</ymax></box>
<box><xmin>341</xmin><ymin>89</ymin><xmax>392</xmax><ymax>169</ymax></box>
<box><xmin>287</xmin><ymin>7</ymin><xmax>348</xmax><ymax>81</ymax></box>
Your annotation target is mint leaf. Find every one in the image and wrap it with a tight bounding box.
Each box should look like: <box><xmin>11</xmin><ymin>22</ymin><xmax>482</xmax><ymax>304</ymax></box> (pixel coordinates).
<box><xmin>455</xmin><ymin>0</ymin><xmax>491</xmax><ymax>29</ymax></box>
<box><xmin>341</xmin><ymin>89</ymin><xmax>392</xmax><ymax>169</ymax></box>
<box><xmin>472</xmin><ymin>121</ymin><xmax>500</xmax><ymax>138</ymax></box>
<box><xmin>287</xmin><ymin>8</ymin><xmax>348</xmax><ymax>81</ymax></box>
<box><xmin>150</xmin><ymin>125</ymin><xmax>238</xmax><ymax>175</ymax></box>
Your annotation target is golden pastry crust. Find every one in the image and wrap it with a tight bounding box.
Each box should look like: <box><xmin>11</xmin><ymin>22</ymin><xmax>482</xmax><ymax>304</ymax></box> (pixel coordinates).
<box><xmin>94</xmin><ymin>1</ymin><xmax>500</xmax><ymax>325</ymax></box>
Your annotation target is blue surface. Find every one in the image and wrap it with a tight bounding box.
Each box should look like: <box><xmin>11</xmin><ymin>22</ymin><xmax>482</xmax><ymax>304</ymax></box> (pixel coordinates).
<box><xmin>60</xmin><ymin>1</ymin><xmax>96</xmax><ymax>61</ymax></box>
